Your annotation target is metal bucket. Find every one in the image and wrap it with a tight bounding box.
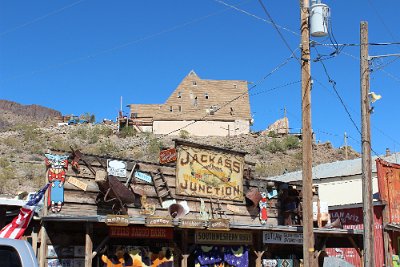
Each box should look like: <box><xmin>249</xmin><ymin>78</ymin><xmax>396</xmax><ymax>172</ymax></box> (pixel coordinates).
<box><xmin>245</xmin><ymin>188</ymin><xmax>262</xmax><ymax>207</ymax></box>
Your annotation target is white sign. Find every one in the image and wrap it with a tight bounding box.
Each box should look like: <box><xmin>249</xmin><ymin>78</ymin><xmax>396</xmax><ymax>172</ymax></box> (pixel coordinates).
<box><xmin>263</xmin><ymin>231</ymin><xmax>303</xmax><ymax>245</ymax></box>
<box><xmin>134</xmin><ymin>171</ymin><xmax>153</xmax><ymax>184</ymax></box>
<box><xmin>107</xmin><ymin>160</ymin><xmax>127</xmax><ymax>178</ymax></box>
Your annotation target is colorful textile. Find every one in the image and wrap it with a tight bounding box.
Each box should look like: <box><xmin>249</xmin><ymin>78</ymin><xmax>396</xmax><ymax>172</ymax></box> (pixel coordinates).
<box><xmin>0</xmin><ymin>184</ymin><xmax>49</xmax><ymax>239</ymax></box>
<box><xmin>194</xmin><ymin>246</ymin><xmax>248</xmax><ymax>267</ymax></box>
<box><xmin>224</xmin><ymin>246</ymin><xmax>248</xmax><ymax>267</ymax></box>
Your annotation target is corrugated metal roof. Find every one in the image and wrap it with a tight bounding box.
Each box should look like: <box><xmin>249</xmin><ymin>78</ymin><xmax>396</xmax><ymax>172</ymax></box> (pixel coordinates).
<box><xmin>268</xmin><ymin>152</ymin><xmax>400</xmax><ymax>183</ymax></box>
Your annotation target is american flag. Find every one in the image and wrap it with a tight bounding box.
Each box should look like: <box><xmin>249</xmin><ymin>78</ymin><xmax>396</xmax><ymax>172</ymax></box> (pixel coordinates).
<box><xmin>0</xmin><ymin>183</ymin><xmax>49</xmax><ymax>239</ymax></box>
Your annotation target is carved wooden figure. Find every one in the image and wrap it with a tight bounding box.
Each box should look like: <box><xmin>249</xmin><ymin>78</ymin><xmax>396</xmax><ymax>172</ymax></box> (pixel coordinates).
<box><xmin>45</xmin><ymin>153</ymin><xmax>69</xmax><ymax>213</ymax></box>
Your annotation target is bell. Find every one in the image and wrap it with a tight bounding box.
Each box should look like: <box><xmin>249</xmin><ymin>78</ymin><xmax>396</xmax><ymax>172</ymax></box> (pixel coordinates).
<box><xmin>245</xmin><ymin>188</ymin><xmax>262</xmax><ymax>207</ymax></box>
<box><xmin>168</xmin><ymin>203</ymin><xmax>185</xmax><ymax>218</ymax></box>
<box><xmin>323</xmin><ymin>218</ymin><xmax>342</xmax><ymax>229</ymax></box>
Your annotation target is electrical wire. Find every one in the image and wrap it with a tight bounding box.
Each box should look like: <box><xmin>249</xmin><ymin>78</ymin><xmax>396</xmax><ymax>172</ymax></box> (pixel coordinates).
<box><xmin>0</xmin><ymin>0</ymin><xmax>86</xmax><ymax>37</ymax></box>
<box><xmin>0</xmin><ymin>3</ymin><xmax>242</xmax><ymax>84</ymax></box>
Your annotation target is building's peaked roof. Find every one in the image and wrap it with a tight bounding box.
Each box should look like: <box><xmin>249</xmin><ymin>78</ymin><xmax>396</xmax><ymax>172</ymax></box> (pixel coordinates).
<box><xmin>268</xmin><ymin>152</ymin><xmax>400</xmax><ymax>183</ymax></box>
<box><xmin>187</xmin><ymin>70</ymin><xmax>199</xmax><ymax>78</ymax></box>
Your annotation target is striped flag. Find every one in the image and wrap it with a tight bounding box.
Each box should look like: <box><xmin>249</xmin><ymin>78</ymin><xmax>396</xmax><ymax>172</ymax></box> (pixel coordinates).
<box><xmin>0</xmin><ymin>183</ymin><xmax>49</xmax><ymax>239</ymax></box>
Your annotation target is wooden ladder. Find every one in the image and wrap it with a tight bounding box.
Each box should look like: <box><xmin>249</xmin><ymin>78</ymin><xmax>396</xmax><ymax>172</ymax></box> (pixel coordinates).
<box><xmin>151</xmin><ymin>169</ymin><xmax>173</xmax><ymax>206</ymax></box>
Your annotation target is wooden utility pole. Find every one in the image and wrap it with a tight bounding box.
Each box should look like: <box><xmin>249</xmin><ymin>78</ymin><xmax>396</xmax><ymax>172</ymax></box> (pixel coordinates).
<box><xmin>300</xmin><ymin>0</ymin><xmax>316</xmax><ymax>266</ymax></box>
<box><xmin>360</xmin><ymin>21</ymin><xmax>375</xmax><ymax>267</ymax></box>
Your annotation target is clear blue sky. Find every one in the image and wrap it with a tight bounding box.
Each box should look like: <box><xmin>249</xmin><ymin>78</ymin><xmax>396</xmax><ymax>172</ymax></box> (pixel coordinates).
<box><xmin>1</xmin><ymin>0</ymin><xmax>399</xmax><ymax>155</ymax></box>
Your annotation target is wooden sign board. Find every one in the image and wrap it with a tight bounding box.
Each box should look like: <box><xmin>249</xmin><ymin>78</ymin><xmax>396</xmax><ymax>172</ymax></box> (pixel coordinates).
<box><xmin>67</xmin><ymin>177</ymin><xmax>88</xmax><ymax>191</ymax></box>
<box><xmin>159</xmin><ymin>148</ymin><xmax>177</xmax><ymax>164</ymax></box>
<box><xmin>179</xmin><ymin>219</ymin><xmax>206</xmax><ymax>229</ymax></box>
<box><xmin>207</xmin><ymin>219</ymin><xmax>230</xmax><ymax>231</ymax></box>
<box><xmin>109</xmin><ymin>226</ymin><xmax>173</xmax><ymax>239</ymax></box>
<box><xmin>145</xmin><ymin>216</ymin><xmax>173</xmax><ymax>227</ymax></box>
<box><xmin>263</xmin><ymin>231</ymin><xmax>303</xmax><ymax>245</ymax></box>
<box><xmin>176</xmin><ymin>145</ymin><xmax>244</xmax><ymax>201</ymax></box>
<box><xmin>195</xmin><ymin>230</ymin><xmax>253</xmax><ymax>245</ymax></box>
<box><xmin>105</xmin><ymin>215</ymin><xmax>129</xmax><ymax>226</ymax></box>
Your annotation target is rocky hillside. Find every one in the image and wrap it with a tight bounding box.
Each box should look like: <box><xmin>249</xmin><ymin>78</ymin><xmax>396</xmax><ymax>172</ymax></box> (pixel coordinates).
<box><xmin>0</xmin><ymin>100</ymin><xmax>359</xmax><ymax>195</ymax></box>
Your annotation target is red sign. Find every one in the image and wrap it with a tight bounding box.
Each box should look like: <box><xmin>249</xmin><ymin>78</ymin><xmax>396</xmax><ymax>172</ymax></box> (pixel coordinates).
<box><xmin>159</xmin><ymin>148</ymin><xmax>177</xmax><ymax>164</ymax></box>
<box><xmin>377</xmin><ymin>158</ymin><xmax>400</xmax><ymax>223</ymax></box>
<box><xmin>109</xmin><ymin>226</ymin><xmax>173</xmax><ymax>239</ymax></box>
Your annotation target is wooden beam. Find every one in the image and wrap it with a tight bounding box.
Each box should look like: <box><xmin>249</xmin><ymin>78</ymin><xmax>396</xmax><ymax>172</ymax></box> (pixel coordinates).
<box><xmin>32</xmin><ymin>226</ymin><xmax>38</xmax><ymax>256</ymax></box>
<box><xmin>85</xmin><ymin>223</ymin><xmax>93</xmax><ymax>267</ymax></box>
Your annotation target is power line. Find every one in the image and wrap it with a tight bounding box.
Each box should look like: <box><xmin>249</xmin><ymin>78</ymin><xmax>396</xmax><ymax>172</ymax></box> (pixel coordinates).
<box><xmin>313</xmin><ymin>46</ymin><xmax>361</xmax><ymax>135</ymax></box>
<box><xmin>0</xmin><ymin>4</ymin><xmax>237</xmax><ymax>84</ymax></box>
<box><xmin>0</xmin><ymin>0</ymin><xmax>86</xmax><ymax>37</ymax></box>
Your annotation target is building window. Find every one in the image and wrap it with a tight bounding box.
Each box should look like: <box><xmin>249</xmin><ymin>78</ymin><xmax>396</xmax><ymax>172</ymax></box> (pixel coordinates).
<box><xmin>177</xmin><ymin>92</ymin><xmax>182</xmax><ymax>98</ymax></box>
<box><xmin>204</xmin><ymin>93</ymin><xmax>209</xmax><ymax>99</ymax></box>
<box><xmin>178</xmin><ymin>106</ymin><xmax>182</xmax><ymax>112</ymax></box>
<box><xmin>169</xmin><ymin>106</ymin><xmax>173</xmax><ymax>112</ymax></box>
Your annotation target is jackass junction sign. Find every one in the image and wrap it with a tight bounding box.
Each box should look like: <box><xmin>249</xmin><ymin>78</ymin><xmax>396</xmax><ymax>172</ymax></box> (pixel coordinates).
<box><xmin>176</xmin><ymin>144</ymin><xmax>244</xmax><ymax>201</ymax></box>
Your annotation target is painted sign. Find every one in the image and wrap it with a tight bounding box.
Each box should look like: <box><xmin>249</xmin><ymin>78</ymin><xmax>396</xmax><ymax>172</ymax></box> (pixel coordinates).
<box><xmin>109</xmin><ymin>226</ymin><xmax>173</xmax><ymax>239</ymax></box>
<box><xmin>134</xmin><ymin>171</ymin><xmax>153</xmax><ymax>184</ymax></box>
<box><xmin>107</xmin><ymin>160</ymin><xmax>127</xmax><ymax>178</ymax></box>
<box><xmin>176</xmin><ymin>145</ymin><xmax>244</xmax><ymax>201</ymax></box>
<box><xmin>207</xmin><ymin>219</ymin><xmax>230</xmax><ymax>231</ymax></box>
<box><xmin>145</xmin><ymin>216</ymin><xmax>173</xmax><ymax>227</ymax></box>
<box><xmin>195</xmin><ymin>230</ymin><xmax>252</xmax><ymax>245</ymax></box>
<box><xmin>263</xmin><ymin>231</ymin><xmax>303</xmax><ymax>245</ymax></box>
<box><xmin>179</xmin><ymin>219</ymin><xmax>206</xmax><ymax>229</ymax></box>
<box><xmin>67</xmin><ymin>177</ymin><xmax>88</xmax><ymax>191</ymax></box>
<box><xmin>159</xmin><ymin>148</ymin><xmax>177</xmax><ymax>164</ymax></box>
<box><xmin>105</xmin><ymin>215</ymin><xmax>129</xmax><ymax>226</ymax></box>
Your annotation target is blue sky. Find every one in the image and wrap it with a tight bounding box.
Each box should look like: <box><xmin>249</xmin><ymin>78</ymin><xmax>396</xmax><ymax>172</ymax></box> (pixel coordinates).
<box><xmin>0</xmin><ymin>0</ymin><xmax>399</xmax><ymax>155</ymax></box>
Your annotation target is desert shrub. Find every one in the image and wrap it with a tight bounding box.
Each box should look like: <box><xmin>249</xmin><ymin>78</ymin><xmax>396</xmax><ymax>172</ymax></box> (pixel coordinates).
<box><xmin>3</xmin><ymin>136</ymin><xmax>20</xmax><ymax>148</ymax></box>
<box><xmin>265</xmin><ymin>139</ymin><xmax>285</xmax><ymax>153</ymax></box>
<box><xmin>50</xmin><ymin>136</ymin><xmax>70</xmax><ymax>151</ymax></box>
<box><xmin>69</xmin><ymin>126</ymin><xmax>89</xmax><ymax>140</ymax></box>
<box><xmin>0</xmin><ymin>157</ymin><xmax>10</xmax><ymax>168</ymax></box>
<box><xmin>119</xmin><ymin>126</ymin><xmax>136</xmax><ymax>138</ymax></box>
<box><xmin>179</xmin><ymin>130</ymin><xmax>190</xmax><ymax>139</ymax></box>
<box><xmin>283</xmin><ymin>135</ymin><xmax>300</xmax><ymax>149</ymax></box>
<box><xmin>267</xmin><ymin>130</ymin><xmax>277</xmax><ymax>138</ymax></box>
<box><xmin>97</xmin><ymin>140</ymin><xmax>119</xmax><ymax>155</ymax></box>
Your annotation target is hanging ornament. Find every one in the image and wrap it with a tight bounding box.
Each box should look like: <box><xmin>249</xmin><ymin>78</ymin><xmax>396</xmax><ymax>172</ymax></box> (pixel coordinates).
<box><xmin>259</xmin><ymin>192</ymin><xmax>268</xmax><ymax>224</ymax></box>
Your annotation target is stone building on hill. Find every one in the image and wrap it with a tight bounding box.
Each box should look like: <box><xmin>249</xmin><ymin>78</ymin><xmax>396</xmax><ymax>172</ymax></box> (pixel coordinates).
<box><xmin>127</xmin><ymin>70</ymin><xmax>252</xmax><ymax>136</ymax></box>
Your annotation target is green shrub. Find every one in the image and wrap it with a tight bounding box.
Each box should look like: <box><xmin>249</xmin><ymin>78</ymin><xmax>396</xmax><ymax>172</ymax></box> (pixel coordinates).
<box><xmin>267</xmin><ymin>130</ymin><xmax>277</xmax><ymax>138</ymax></box>
<box><xmin>119</xmin><ymin>126</ymin><xmax>136</xmax><ymax>138</ymax></box>
<box><xmin>283</xmin><ymin>135</ymin><xmax>300</xmax><ymax>149</ymax></box>
<box><xmin>265</xmin><ymin>139</ymin><xmax>285</xmax><ymax>153</ymax></box>
<box><xmin>179</xmin><ymin>130</ymin><xmax>190</xmax><ymax>139</ymax></box>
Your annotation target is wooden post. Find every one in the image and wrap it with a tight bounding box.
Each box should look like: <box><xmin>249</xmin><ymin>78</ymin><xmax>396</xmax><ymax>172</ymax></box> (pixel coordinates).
<box><xmin>85</xmin><ymin>223</ymin><xmax>93</xmax><ymax>267</ymax></box>
<box><xmin>32</xmin><ymin>226</ymin><xmax>38</xmax><ymax>256</ymax></box>
<box><xmin>181</xmin><ymin>229</ymin><xmax>189</xmax><ymax>267</ymax></box>
<box><xmin>360</xmin><ymin>21</ymin><xmax>375</xmax><ymax>267</ymax></box>
<box><xmin>39</xmin><ymin>223</ymin><xmax>47</xmax><ymax>267</ymax></box>
<box><xmin>300</xmin><ymin>0</ymin><xmax>316</xmax><ymax>266</ymax></box>
<box><xmin>254</xmin><ymin>251</ymin><xmax>265</xmax><ymax>267</ymax></box>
